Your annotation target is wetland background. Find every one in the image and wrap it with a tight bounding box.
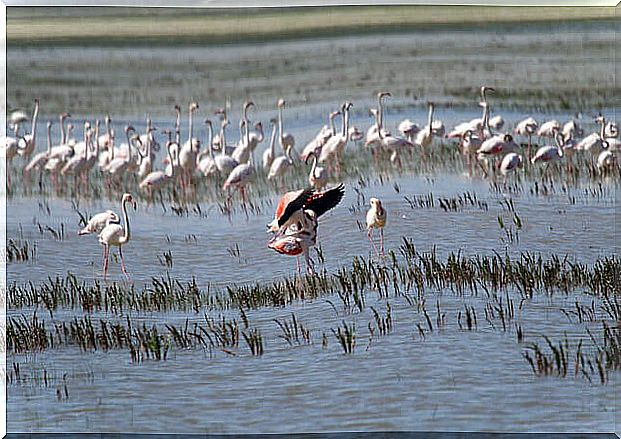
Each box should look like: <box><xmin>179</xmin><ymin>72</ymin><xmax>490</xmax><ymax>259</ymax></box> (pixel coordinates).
<box><xmin>5</xmin><ymin>5</ymin><xmax>621</xmax><ymax>434</ymax></box>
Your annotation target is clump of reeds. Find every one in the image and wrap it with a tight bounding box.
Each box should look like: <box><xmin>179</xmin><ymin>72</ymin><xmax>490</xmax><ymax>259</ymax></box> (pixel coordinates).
<box><xmin>274</xmin><ymin>313</ymin><xmax>311</xmax><ymax>346</ymax></box>
<box><xmin>6</xmin><ymin>239</ymin><xmax>37</xmax><ymax>263</ymax></box>
<box><xmin>242</xmin><ymin>328</ymin><xmax>264</xmax><ymax>356</ymax></box>
<box><xmin>369</xmin><ymin>303</ymin><xmax>393</xmax><ymax>337</ymax></box>
<box><xmin>332</xmin><ymin>320</ymin><xmax>355</xmax><ymax>354</ymax></box>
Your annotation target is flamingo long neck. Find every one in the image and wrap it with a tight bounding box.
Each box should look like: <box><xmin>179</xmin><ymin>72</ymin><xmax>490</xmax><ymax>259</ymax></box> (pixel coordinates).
<box><xmin>46</xmin><ymin>124</ymin><xmax>52</xmax><ymax>154</ymax></box>
<box><xmin>378</xmin><ymin>96</ymin><xmax>384</xmax><ymax>131</ymax></box>
<box><xmin>310</xmin><ymin>154</ymin><xmax>318</xmax><ymax>177</ymax></box>
<box><xmin>427</xmin><ymin>105</ymin><xmax>434</xmax><ymax>135</ymax></box>
<box><xmin>329</xmin><ymin>113</ymin><xmax>337</xmax><ymax>135</ymax></box>
<box><xmin>278</xmin><ymin>105</ymin><xmax>284</xmax><ymax>146</ymax></box>
<box><xmin>60</xmin><ymin>116</ymin><xmax>67</xmax><ymax>144</ymax></box>
<box><xmin>599</xmin><ymin>118</ymin><xmax>606</xmax><ymax>139</ymax></box>
<box><xmin>31</xmin><ymin>101</ymin><xmax>39</xmax><ymax>145</ymax></box>
<box><xmin>175</xmin><ymin>109</ymin><xmax>181</xmax><ymax>145</ymax></box>
<box><xmin>245</xmin><ymin>121</ymin><xmax>252</xmax><ymax>163</ymax></box>
<box><xmin>167</xmin><ymin>142</ymin><xmax>175</xmax><ymax>178</ymax></box>
<box><xmin>341</xmin><ymin>107</ymin><xmax>347</xmax><ymax>138</ymax></box>
<box><xmin>220</xmin><ymin>121</ymin><xmax>228</xmax><ymax>156</ymax></box>
<box><xmin>344</xmin><ymin>106</ymin><xmax>350</xmax><ymax>141</ymax></box>
<box><xmin>286</xmin><ymin>146</ymin><xmax>293</xmax><ymax>164</ymax></box>
<box><xmin>119</xmin><ymin>199</ymin><xmax>131</xmax><ymax>244</ymax></box>
<box><xmin>188</xmin><ymin>108</ymin><xmax>194</xmax><ymax>148</ymax></box>
<box><xmin>207</xmin><ymin>124</ymin><xmax>214</xmax><ymax>159</ymax></box>
<box><xmin>269</xmin><ymin>122</ymin><xmax>277</xmax><ymax>157</ymax></box>
<box><xmin>125</xmin><ymin>130</ymin><xmax>132</xmax><ymax>162</ymax></box>
<box><xmin>94</xmin><ymin>122</ymin><xmax>100</xmax><ymax>157</ymax></box>
<box><xmin>105</xmin><ymin>118</ymin><xmax>110</xmax><ymax>143</ymax></box>
<box><xmin>83</xmin><ymin>126</ymin><xmax>88</xmax><ymax>160</ymax></box>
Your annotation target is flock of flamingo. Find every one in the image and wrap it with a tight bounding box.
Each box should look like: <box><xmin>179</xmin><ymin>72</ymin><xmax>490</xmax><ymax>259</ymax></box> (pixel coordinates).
<box><xmin>4</xmin><ymin>86</ymin><xmax>619</xmax><ymax>277</ymax></box>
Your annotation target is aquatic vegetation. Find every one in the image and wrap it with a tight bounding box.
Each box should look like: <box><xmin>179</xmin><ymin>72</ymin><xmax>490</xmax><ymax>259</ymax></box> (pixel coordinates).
<box><xmin>5</xmin><ymin>239</ymin><xmax>37</xmax><ymax>263</ymax></box>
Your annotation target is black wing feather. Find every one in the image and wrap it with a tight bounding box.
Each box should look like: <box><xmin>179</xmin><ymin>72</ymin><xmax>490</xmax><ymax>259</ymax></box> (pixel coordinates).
<box><xmin>305</xmin><ymin>184</ymin><xmax>345</xmax><ymax>218</ymax></box>
<box><xmin>277</xmin><ymin>188</ymin><xmax>314</xmax><ymax>227</ymax></box>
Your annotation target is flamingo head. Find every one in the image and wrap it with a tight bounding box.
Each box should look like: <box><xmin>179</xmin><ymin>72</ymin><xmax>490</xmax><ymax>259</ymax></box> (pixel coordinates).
<box><xmin>278</xmin><ymin>99</ymin><xmax>286</xmax><ymax>108</ymax></box>
<box><xmin>125</xmin><ymin>125</ymin><xmax>136</xmax><ymax>134</ymax></box>
<box><xmin>503</xmin><ymin>134</ymin><xmax>514</xmax><ymax>143</ymax></box>
<box><xmin>370</xmin><ymin>197</ymin><xmax>382</xmax><ymax>209</ymax></box>
<box><xmin>189</xmin><ymin>101</ymin><xmax>199</xmax><ymax>112</ymax></box>
<box><xmin>122</xmin><ymin>193</ymin><xmax>137</xmax><ymax>210</ymax></box>
<box><xmin>378</xmin><ymin>91</ymin><xmax>391</xmax><ymax>101</ymax></box>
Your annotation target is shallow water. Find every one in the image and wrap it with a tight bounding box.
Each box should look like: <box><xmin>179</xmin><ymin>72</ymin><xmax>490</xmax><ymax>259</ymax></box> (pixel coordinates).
<box><xmin>7</xmin><ymin>142</ymin><xmax>619</xmax><ymax>432</ymax></box>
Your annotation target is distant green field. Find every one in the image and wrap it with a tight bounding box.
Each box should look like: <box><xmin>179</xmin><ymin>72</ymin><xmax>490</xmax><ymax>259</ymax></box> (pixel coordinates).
<box><xmin>7</xmin><ymin>6</ymin><xmax>618</xmax><ymax>46</ymax></box>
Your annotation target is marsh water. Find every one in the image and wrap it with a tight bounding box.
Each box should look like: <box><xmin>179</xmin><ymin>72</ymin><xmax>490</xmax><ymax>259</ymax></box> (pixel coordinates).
<box><xmin>6</xmin><ymin>17</ymin><xmax>621</xmax><ymax>434</ymax></box>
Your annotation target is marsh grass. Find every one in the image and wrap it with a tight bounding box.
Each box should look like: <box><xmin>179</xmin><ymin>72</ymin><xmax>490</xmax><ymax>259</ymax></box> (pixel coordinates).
<box><xmin>6</xmin><ymin>239</ymin><xmax>37</xmax><ymax>263</ymax></box>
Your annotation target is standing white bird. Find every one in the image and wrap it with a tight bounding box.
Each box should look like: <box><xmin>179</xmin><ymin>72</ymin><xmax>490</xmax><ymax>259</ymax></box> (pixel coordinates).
<box><xmin>415</xmin><ymin>102</ymin><xmax>436</xmax><ymax>153</ymax></box>
<box><xmin>178</xmin><ymin>101</ymin><xmax>201</xmax><ymax>187</ymax></box>
<box><xmin>78</xmin><ymin>210</ymin><xmax>120</xmax><ymax>236</ymax></box>
<box><xmin>366</xmin><ymin>197</ymin><xmax>387</xmax><ymax>257</ymax></box>
<box><xmin>139</xmin><ymin>132</ymin><xmax>179</xmax><ymax>200</ymax></box>
<box><xmin>98</xmin><ymin>193</ymin><xmax>136</xmax><ymax>278</ymax></box>
<box><xmin>514</xmin><ymin>116</ymin><xmax>538</xmax><ymax>160</ymax></box>
<box><xmin>498</xmin><ymin>152</ymin><xmax>523</xmax><ymax>184</ymax></box>
<box><xmin>597</xmin><ymin>149</ymin><xmax>616</xmax><ymax>174</ymax></box>
<box><xmin>197</xmin><ymin>120</ymin><xmax>218</xmax><ymax>178</ymax></box>
<box><xmin>137</xmin><ymin>124</ymin><xmax>158</xmax><ymax>179</ymax></box>
<box><xmin>262</xmin><ymin>118</ymin><xmax>279</xmax><ymax>171</ymax></box>
<box><xmin>17</xmin><ymin>98</ymin><xmax>40</xmax><ymax>160</ymax></box>
<box><xmin>223</xmin><ymin>121</ymin><xmax>256</xmax><ymax>203</ymax></box>
<box><xmin>366</xmin><ymin>92</ymin><xmax>392</xmax><ymax>148</ymax></box>
<box><xmin>277</xmin><ymin>99</ymin><xmax>296</xmax><ymax>152</ymax></box>
<box><xmin>268</xmin><ymin>144</ymin><xmax>294</xmax><ymax>184</ymax></box>
<box><xmin>306</xmin><ymin>151</ymin><xmax>327</xmax><ymax>190</ymax></box>
<box><xmin>576</xmin><ymin>115</ymin><xmax>607</xmax><ymax>155</ymax></box>
<box><xmin>537</xmin><ymin>120</ymin><xmax>561</xmax><ymax>138</ymax></box>
<box><xmin>214</xmin><ymin>117</ymin><xmax>239</xmax><ymax>175</ymax></box>
<box><xmin>24</xmin><ymin>121</ymin><xmax>53</xmax><ymax>177</ymax></box>
<box><xmin>531</xmin><ymin>129</ymin><xmax>564</xmax><ymax>176</ymax></box>
<box><xmin>319</xmin><ymin>102</ymin><xmax>352</xmax><ymax>174</ymax></box>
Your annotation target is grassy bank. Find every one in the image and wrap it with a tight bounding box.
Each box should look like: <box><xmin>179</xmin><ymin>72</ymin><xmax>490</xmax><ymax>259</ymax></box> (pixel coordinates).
<box><xmin>7</xmin><ymin>6</ymin><xmax>618</xmax><ymax>46</ymax></box>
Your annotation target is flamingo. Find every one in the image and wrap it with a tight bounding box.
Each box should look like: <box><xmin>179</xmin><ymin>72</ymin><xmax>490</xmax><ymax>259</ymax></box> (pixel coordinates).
<box><xmin>415</xmin><ymin>102</ymin><xmax>436</xmax><ymax>154</ymax></box>
<box><xmin>306</xmin><ymin>151</ymin><xmax>327</xmax><ymax>190</ymax></box>
<box><xmin>98</xmin><ymin>193</ymin><xmax>136</xmax><ymax>278</ymax></box>
<box><xmin>223</xmin><ymin>121</ymin><xmax>256</xmax><ymax>203</ymax></box>
<box><xmin>576</xmin><ymin>115</ymin><xmax>607</xmax><ymax>155</ymax></box>
<box><xmin>366</xmin><ymin>197</ymin><xmax>387</xmax><ymax>257</ymax></box>
<box><xmin>514</xmin><ymin>116</ymin><xmax>538</xmax><ymax>159</ymax></box>
<box><xmin>378</xmin><ymin>120</ymin><xmax>414</xmax><ymax>167</ymax></box>
<box><xmin>61</xmin><ymin>121</ymin><xmax>92</xmax><ymax>184</ymax></box>
<box><xmin>214</xmin><ymin>117</ymin><xmax>239</xmax><ymax>175</ymax></box>
<box><xmin>78</xmin><ymin>210</ymin><xmax>120</xmax><ymax>236</ymax></box>
<box><xmin>24</xmin><ymin>121</ymin><xmax>53</xmax><ymax>177</ymax></box>
<box><xmin>262</xmin><ymin>118</ymin><xmax>279</xmax><ymax>171</ymax></box>
<box><xmin>301</xmin><ymin>110</ymin><xmax>340</xmax><ymax>161</ymax></box>
<box><xmin>137</xmin><ymin>124</ymin><xmax>158</xmax><ymax>179</ymax></box>
<box><xmin>319</xmin><ymin>102</ymin><xmax>352</xmax><ymax>174</ymax></box>
<box><xmin>477</xmin><ymin>133</ymin><xmax>519</xmax><ymax>177</ymax></box>
<box><xmin>597</xmin><ymin>149</ymin><xmax>617</xmax><ymax>174</ymax></box>
<box><xmin>277</xmin><ymin>99</ymin><xmax>296</xmax><ymax>152</ymax></box>
<box><xmin>44</xmin><ymin>113</ymin><xmax>75</xmax><ymax>185</ymax></box>
<box><xmin>178</xmin><ymin>101</ymin><xmax>201</xmax><ymax>187</ymax></box>
<box><xmin>367</xmin><ymin>92</ymin><xmax>391</xmax><ymax>148</ymax></box>
<box><xmin>98</xmin><ymin>114</ymin><xmax>112</xmax><ymax>150</ymax></box>
<box><xmin>267</xmin><ymin>184</ymin><xmax>345</xmax><ymax>275</ymax></box>
<box><xmin>498</xmin><ymin>152</ymin><xmax>523</xmax><ymax>184</ymax></box>
<box><xmin>17</xmin><ymin>98</ymin><xmax>40</xmax><ymax>160</ymax></box>
<box><xmin>604</xmin><ymin>121</ymin><xmax>618</xmax><ymax>139</ymax></box>
<box><xmin>537</xmin><ymin>120</ymin><xmax>561</xmax><ymax>138</ymax></box>
<box><xmin>562</xmin><ymin>119</ymin><xmax>583</xmax><ymax>140</ymax></box>
<box><xmin>197</xmin><ymin>120</ymin><xmax>218</xmax><ymax>178</ymax></box>
<box><xmin>268</xmin><ymin>144</ymin><xmax>294</xmax><ymax>184</ymax></box>
<box><xmin>531</xmin><ymin>128</ymin><xmax>564</xmax><ymax>176</ymax></box>
<box><xmin>140</xmin><ymin>130</ymin><xmax>179</xmax><ymax>199</ymax></box>
<box><xmin>106</xmin><ymin>126</ymin><xmax>139</xmax><ymax>183</ymax></box>
<box><xmin>461</xmin><ymin>129</ymin><xmax>484</xmax><ymax>175</ymax></box>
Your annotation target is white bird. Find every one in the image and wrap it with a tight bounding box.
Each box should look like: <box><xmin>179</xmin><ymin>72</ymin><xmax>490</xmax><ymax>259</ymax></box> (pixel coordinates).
<box><xmin>140</xmin><ymin>132</ymin><xmax>179</xmax><ymax>195</ymax></box>
<box><xmin>137</xmin><ymin>124</ymin><xmax>158</xmax><ymax>179</ymax></box>
<box><xmin>531</xmin><ymin>130</ymin><xmax>564</xmax><ymax>176</ymax></box>
<box><xmin>262</xmin><ymin>118</ymin><xmax>279</xmax><ymax>171</ymax></box>
<box><xmin>213</xmin><ymin>118</ymin><xmax>239</xmax><ymax>175</ymax></box>
<box><xmin>537</xmin><ymin>120</ymin><xmax>561</xmax><ymax>138</ymax></box>
<box><xmin>268</xmin><ymin>143</ymin><xmax>294</xmax><ymax>183</ymax></box>
<box><xmin>106</xmin><ymin>126</ymin><xmax>139</xmax><ymax>182</ymax></box>
<box><xmin>98</xmin><ymin>193</ymin><xmax>136</xmax><ymax>278</ymax></box>
<box><xmin>17</xmin><ymin>98</ymin><xmax>40</xmax><ymax>160</ymax></box>
<box><xmin>306</xmin><ymin>151</ymin><xmax>327</xmax><ymax>190</ymax></box>
<box><xmin>277</xmin><ymin>98</ymin><xmax>295</xmax><ymax>152</ymax></box>
<box><xmin>61</xmin><ymin>121</ymin><xmax>92</xmax><ymax>178</ymax></box>
<box><xmin>415</xmin><ymin>102</ymin><xmax>436</xmax><ymax>152</ymax></box>
<box><xmin>223</xmin><ymin>121</ymin><xmax>256</xmax><ymax>203</ymax></box>
<box><xmin>196</xmin><ymin>120</ymin><xmax>218</xmax><ymax>178</ymax></box>
<box><xmin>366</xmin><ymin>197</ymin><xmax>387</xmax><ymax>257</ymax></box>
<box><xmin>477</xmin><ymin>133</ymin><xmax>520</xmax><ymax>157</ymax></box>
<box><xmin>562</xmin><ymin>120</ymin><xmax>583</xmax><ymax>139</ymax></box>
<box><xmin>514</xmin><ymin>116</ymin><xmax>538</xmax><ymax>158</ymax></box>
<box><xmin>498</xmin><ymin>152</ymin><xmax>523</xmax><ymax>183</ymax></box>
<box><xmin>597</xmin><ymin>149</ymin><xmax>616</xmax><ymax>173</ymax></box>
<box><xmin>25</xmin><ymin>121</ymin><xmax>53</xmax><ymax>175</ymax></box>
<box><xmin>366</xmin><ymin>92</ymin><xmax>391</xmax><ymax>148</ymax></box>
<box><xmin>576</xmin><ymin>115</ymin><xmax>607</xmax><ymax>155</ymax></box>
<box><xmin>319</xmin><ymin>102</ymin><xmax>352</xmax><ymax>174</ymax></box>
<box><xmin>78</xmin><ymin>210</ymin><xmax>120</xmax><ymax>236</ymax></box>
<box><xmin>178</xmin><ymin>101</ymin><xmax>201</xmax><ymax>186</ymax></box>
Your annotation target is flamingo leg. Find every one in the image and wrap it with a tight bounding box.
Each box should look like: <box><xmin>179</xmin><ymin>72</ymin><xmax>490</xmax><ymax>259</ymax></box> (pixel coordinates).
<box><xmin>103</xmin><ymin>245</ymin><xmax>109</xmax><ymax>278</ymax></box>
<box><xmin>379</xmin><ymin>228</ymin><xmax>385</xmax><ymax>257</ymax></box>
<box><xmin>367</xmin><ymin>229</ymin><xmax>381</xmax><ymax>258</ymax></box>
<box><xmin>296</xmin><ymin>256</ymin><xmax>301</xmax><ymax>274</ymax></box>
<box><xmin>304</xmin><ymin>247</ymin><xmax>315</xmax><ymax>276</ymax></box>
<box><xmin>119</xmin><ymin>245</ymin><xmax>130</xmax><ymax>279</ymax></box>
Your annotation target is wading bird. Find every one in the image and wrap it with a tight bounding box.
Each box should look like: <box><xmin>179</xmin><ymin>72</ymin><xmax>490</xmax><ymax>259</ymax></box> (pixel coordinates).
<box><xmin>366</xmin><ymin>197</ymin><xmax>387</xmax><ymax>257</ymax></box>
<box><xmin>78</xmin><ymin>210</ymin><xmax>120</xmax><ymax>236</ymax></box>
<box><xmin>98</xmin><ymin>193</ymin><xmax>136</xmax><ymax>279</ymax></box>
<box><xmin>267</xmin><ymin>184</ymin><xmax>345</xmax><ymax>275</ymax></box>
